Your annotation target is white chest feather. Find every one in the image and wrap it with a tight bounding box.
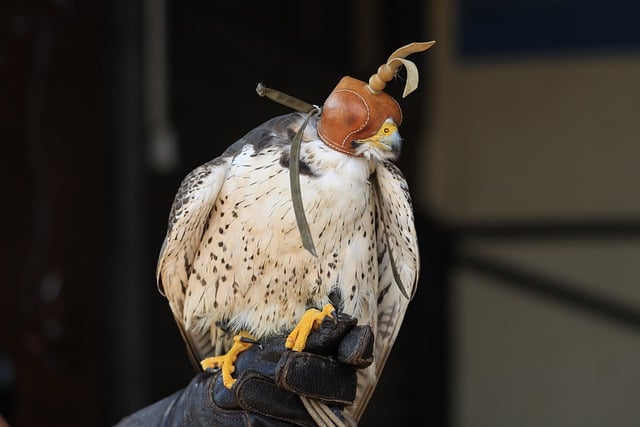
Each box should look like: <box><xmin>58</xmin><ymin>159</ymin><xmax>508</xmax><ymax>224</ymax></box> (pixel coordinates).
<box><xmin>183</xmin><ymin>141</ymin><xmax>379</xmax><ymax>339</ymax></box>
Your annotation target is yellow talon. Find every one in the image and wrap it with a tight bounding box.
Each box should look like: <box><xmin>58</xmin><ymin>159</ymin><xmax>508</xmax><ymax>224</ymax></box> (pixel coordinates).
<box><xmin>200</xmin><ymin>331</ymin><xmax>254</xmax><ymax>389</ymax></box>
<box><xmin>286</xmin><ymin>303</ymin><xmax>335</xmax><ymax>351</ymax></box>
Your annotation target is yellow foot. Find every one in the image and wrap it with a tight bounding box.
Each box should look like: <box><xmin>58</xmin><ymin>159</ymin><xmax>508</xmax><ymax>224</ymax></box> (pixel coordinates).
<box><xmin>286</xmin><ymin>303</ymin><xmax>335</xmax><ymax>352</ymax></box>
<box><xmin>200</xmin><ymin>331</ymin><xmax>254</xmax><ymax>389</ymax></box>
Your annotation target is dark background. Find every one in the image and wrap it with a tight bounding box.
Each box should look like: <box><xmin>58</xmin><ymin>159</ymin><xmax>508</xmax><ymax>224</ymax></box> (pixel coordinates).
<box><xmin>7</xmin><ymin>1</ymin><xmax>639</xmax><ymax>425</ymax></box>
<box><xmin>1</xmin><ymin>1</ymin><xmax>445</xmax><ymax>425</ymax></box>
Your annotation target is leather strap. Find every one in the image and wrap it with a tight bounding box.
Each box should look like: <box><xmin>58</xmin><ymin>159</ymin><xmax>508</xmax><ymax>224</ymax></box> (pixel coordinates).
<box><xmin>256</xmin><ymin>82</ymin><xmax>320</xmax><ymax>256</ymax></box>
<box><xmin>256</xmin><ymin>83</ymin><xmax>319</xmax><ymax>114</ymax></box>
<box><xmin>289</xmin><ymin>107</ymin><xmax>321</xmax><ymax>256</ymax></box>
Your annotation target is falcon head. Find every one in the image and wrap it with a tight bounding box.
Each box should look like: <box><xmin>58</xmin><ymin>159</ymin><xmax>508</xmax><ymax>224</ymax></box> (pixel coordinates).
<box><xmin>317</xmin><ymin>42</ymin><xmax>434</xmax><ymax>160</ymax></box>
<box><xmin>353</xmin><ymin>118</ymin><xmax>402</xmax><ymax>161</ymax></box>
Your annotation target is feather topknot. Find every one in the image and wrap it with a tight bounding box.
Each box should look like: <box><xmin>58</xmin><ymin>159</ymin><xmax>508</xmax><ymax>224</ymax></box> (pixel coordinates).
<box><xmin>367</xmin><ymin>41</ymin><xmax>436</xmax><ymax>98</ymax></box>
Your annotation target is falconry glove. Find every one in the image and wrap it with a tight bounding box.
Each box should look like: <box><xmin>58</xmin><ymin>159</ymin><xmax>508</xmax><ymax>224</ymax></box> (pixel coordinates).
<box><xmin>115</xmin><ymin>314</ymin><xmax>373</xmax><ymax>427</ymax></box>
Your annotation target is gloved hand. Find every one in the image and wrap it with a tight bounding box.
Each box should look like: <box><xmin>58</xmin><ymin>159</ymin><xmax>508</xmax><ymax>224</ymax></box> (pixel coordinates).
<box><xmin>116</xmin><ymin>313</ymin><xmax>374</xmax><ymax>426</ymax></box>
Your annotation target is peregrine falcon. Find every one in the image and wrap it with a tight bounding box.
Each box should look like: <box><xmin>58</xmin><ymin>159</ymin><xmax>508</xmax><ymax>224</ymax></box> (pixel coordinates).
<box><xmin>157</xmin><ymin>42</ymin><xmax>432</xmax><ymax>422</ymax></box>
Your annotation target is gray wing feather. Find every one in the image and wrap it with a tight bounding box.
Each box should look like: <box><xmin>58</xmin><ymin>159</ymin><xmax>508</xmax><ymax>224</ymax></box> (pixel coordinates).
<box><xmin>156</xmin><ymin>157</ymin><xmax>231</xmax><ymax>366</ymax></box>
<box><xmin>351</xmin><ymin>160</ymin><xmax>420</xmax><ymax>421</ymax></box>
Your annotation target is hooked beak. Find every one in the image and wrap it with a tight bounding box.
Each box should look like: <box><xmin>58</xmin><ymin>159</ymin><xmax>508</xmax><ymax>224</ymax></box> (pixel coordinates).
<box><xmin>363</xmin><ymin>130</ymin><xmax>402</xmax><ymax>159</ymax></box>
<box><xmin>353</xmin><ymin>118</ymin><xmax>403</xmax><ymax>160</ymax></box>
<box><xmin>378</xmin><ymin>132</ymin><xmax>402</xmax><ymax>157</ymax></box>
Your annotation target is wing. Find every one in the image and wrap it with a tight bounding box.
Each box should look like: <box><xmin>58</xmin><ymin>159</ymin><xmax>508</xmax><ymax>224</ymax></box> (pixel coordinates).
<box><xmin>351</xmin><ymin>160</ymin><xmax>420</xmax><ymax>421</ymax></box>
<box><xmin>156</xmin><ymin>157</ymin><xmax>231</xmax><ymax>368</ymax></box>
<box><xmin>157</xmin><ymin>113</ymin><xmax>308</xmax><ymax>368</ymax></box>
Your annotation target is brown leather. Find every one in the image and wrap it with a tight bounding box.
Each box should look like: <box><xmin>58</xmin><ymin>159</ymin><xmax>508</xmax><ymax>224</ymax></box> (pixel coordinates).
<box><xmin>318</xmin><ymin>76</ymin><xmax>402</xmax><ymax>156</ymax></box>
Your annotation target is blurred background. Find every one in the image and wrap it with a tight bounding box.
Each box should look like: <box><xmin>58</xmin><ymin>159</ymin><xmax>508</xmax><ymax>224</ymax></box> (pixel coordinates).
<box><xmin>2</xmin><ymin>0</ymin><xmax>640</xmax><ymax>425</ymax></box>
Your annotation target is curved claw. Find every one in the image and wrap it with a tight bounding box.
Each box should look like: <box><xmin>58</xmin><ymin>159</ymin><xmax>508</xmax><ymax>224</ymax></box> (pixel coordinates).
<box><xmin>286</xmin><ymin>304</ymin><xmax>335</xmax><ymax>352</ymax></box>
<box><xmin>200</xmin><ymin>332</ymin><xmax>254</xmax><ymax>388</ymax></box>
<box><xmin>330</xmin><ymin>308</ymin><xmax>338</xmax><ymax>327</ymax></box>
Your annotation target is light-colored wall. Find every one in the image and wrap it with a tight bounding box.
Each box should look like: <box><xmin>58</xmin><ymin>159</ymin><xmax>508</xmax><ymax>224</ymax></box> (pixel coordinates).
<box><xmin>421</xmin><ymin>53</ymin><xmax>640</xmax><ymax>220</ymax></box>
<box><xmin>422</xmin><ymin>1</ymin><xmax>640</xmax><ymax>426</ymax></box>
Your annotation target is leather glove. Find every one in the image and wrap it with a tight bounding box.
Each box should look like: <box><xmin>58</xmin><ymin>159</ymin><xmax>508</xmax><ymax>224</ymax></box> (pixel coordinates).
<box><xmin>115</xmin><ymin>313</ymin><xmax>373</xmax><ymax>426</ymax></box>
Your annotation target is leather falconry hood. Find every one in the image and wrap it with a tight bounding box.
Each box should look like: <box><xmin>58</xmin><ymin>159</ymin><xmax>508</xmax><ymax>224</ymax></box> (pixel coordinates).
<box><xmin>317</xmin><ymin>41</ymin><xmax>435</xmax><ymax>156</ymax></box>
